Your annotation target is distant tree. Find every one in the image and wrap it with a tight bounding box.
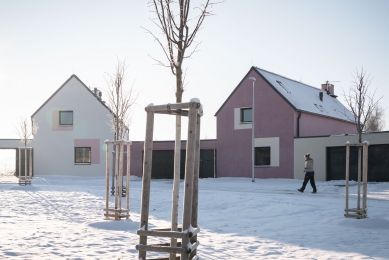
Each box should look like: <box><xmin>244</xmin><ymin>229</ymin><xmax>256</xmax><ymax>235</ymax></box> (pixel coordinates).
<box><xmin>343</xmin><ymin>67</ymin><xmax>383</xmax><ymax>143</ymax></box>
<box><xmin>15</xmin><ymin>116</ymin><xmax>39</xmax><ymax>147</ymax></box>
<box><xmin>105</xmin><ymin>58</ymin><xmax>139</xmax><ymax>140</ymax></box>
<box><xmin>363</xmin><ymin>105</ymin><xmax>386</xmax><ymax>132</ymax></box>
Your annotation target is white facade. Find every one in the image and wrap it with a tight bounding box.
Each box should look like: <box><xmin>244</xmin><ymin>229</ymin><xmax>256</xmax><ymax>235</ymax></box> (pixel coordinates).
<box><xmin>294</xmin><ymin>132</ymin><xmax>389</xmax><ymax>181</ymax></box>
<box><xmin>32</xmin><ymin>75</ymin><xmax>113</xmax><ymax>176</ymax></box>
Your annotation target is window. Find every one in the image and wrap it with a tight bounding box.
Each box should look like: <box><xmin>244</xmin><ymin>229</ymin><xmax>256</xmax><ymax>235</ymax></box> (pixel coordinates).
<box><xmin>75</xmin><ymin>147</ymin><xmax>91</xmax><ymax>163</ymax></box>
<box><xmin>255</xmin><ymin>147</ymin><xmax>270</xmax><ymax>166</ymax></box>
<box><xmin>59</xmin><ymin>111</ymin><xmax>73</xmax><ymax>125</ymax></box>
<box><xmin>241</xmin><ymin>108</ymin><xmax>252</xmax><ymax>123</ymax></box>
<box><xmin>276</xmin><ymin>80</ymin><xmax>290</xmax><ymax>93</ymax></box>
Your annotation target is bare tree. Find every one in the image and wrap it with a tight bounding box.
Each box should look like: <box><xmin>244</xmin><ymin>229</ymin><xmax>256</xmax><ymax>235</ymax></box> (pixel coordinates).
<box><xmin>343</xmin><ymin>67</ymin><xmax>383</xmax><ymax>143</ymax></box>
<box><xmin>105</xmin><ymin>58</ymin><xmax>139</xmax><ymax>140</ymax></box>
<box><xmin>363</xmin><ymin>105</ymin><xmax>386</xmax><ymax>132</ymax></box>
<box><xmin>144</xmin><ymin>2</ymin><xmax>220</xmax><ymax>258</ymax></box>
<box><xmin>145</xmin><ymin>0</ymin><xmax>219</xmax><ymax>101</ymax></box>
<box><xmin>16</xmin><ymin>116</ymin><xmax>39</xmax><ymax>147</ymax></box>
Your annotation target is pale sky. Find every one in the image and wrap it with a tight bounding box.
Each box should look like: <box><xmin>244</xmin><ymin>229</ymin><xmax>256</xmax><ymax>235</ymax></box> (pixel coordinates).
<box><xmin>1</xmin><ymin>0</ymin><xmax>388</xmax><ymax>141</ymax></box>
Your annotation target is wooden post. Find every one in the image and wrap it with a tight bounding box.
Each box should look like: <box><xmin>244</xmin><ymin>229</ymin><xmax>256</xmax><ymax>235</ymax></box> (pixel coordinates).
<box><xmin>111</xmin><ymin>151</ymin><xmax>115</xmax><ymax>196</ymax></box>
<box><xmin>191</xmin><ymin>114</ymin><xmax>201</xmax><ymax>258</ymax></box>
<box><xmin>118</xmin><ymin>141</ymin><xmax>124</xmax><ymax>216</ymax></box>
<box><xmin>170</xmin><ymin>114</ymin><xmax>182</xmax><ymax>260</ymax></box>
<box><xmin>18</xmin><ymin>148</ymin><xmax>21</xmax><ymax>180</ymax></box>
<box><xmin>24</xmin><ymin>148</ymin><xmax>27</xmax><ymax>182</ymax></box>
<box><xmin>138</xmin><ymin>111</ymin><xmax>154</xmax><ymax>260</ymax></box>
<box><xmin>181</xmin><ymin>102</ymin><xmax>198</xmax><ymax>260</ymax></box>
<box><xmin>105</xmin><ymin>143</ymin><xmax>110</xmax><ymax>218</ymax></box>
<box><xmin>357</xmin><ymin>146</ymin><xmax>361</xmax><ymax>210</ymax></box>
<box><xmin>29</xmin><ymin>148</ymin><xmax>32</xmax><ymax>181</ymax></box>
<box><xmin>345</xmin><ymin>145</ymin><xmax>350</xmax><ymax>215</ymax></box>
<box><xmin>126</xmin><ymin>143</ymin><xmax>131</xmax><ymax>218</ymax></box>
<box><xmin>114</xmin><ymin>144</ymin><xmax>119</xmax><ymax>211</ymax></box>
<box><xmin>362</xmin><ymin>143</ymin><xmax>368</xmax><ymax>212</ymax></box>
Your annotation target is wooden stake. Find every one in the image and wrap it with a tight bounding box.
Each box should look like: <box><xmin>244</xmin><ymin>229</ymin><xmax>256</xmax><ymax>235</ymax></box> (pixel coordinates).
<box><xmin>115</xmin><ymin>144</ymin><xmax>119</xmax><ymax>213</ymax></box>
<box><xmin>191</xmin><ymin>114</ymin><xmax>201</xmax><ymax>258</ymax></box>
<box><xmin>105</xmin><ymin>143</ymin><xmax>110</xmax><ymax>218</ymax></box>
<box><xmin>29</xmin><ymin>148</ymin><xmax>32</xmax><ymax>180</ymax></box>
<box><xmin>18</xmin><ymin>148</ymin><xmax>21</xmax><ymax>180</ymax></box>
<box><xmin>345</xmin><ymin>145</ymin><xmax>350</xmax><ymax>215</ymax></box>
<box><xmin>138</xmin><ymin>111</ymin><xmax>154</xmax><ymax>260</ymax></box>
<box><xmin>126</xmin><ymin>143</ymin><xmax>131</xmax><ymax>218</ymax></box>
<box><xmin>118</xmin><ymin>142</ymin><xmax>124</xmax><ymax>214</ymax></box>
<box><xmin>181</xmin><ymin>102</ymin><xmax>198</xmax><ymax>260</ymax></box>
<box><xmin>362</xmin><ymin>143</ymin><xmax>368</xmax><ymax>211</ymax></box>
<box><xmin>24</xmin><ymin>148</ymin><xmax>27</xmax><ymax>181</ymax></box>
<box><xmin>357</xmin><ymin>146</ymin><xmax>361</xmax><ymax>210</ymax></box>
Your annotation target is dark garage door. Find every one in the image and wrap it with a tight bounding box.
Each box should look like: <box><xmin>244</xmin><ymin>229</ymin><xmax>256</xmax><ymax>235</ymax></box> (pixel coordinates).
<box><xmin>149</xmin><ymin>149</ymin><xmax>215</xmax><ymax>179</ymax></box>
<box><xmin>327</xmin><ymin>144</ymin><xmax>389</xmax><ymax>181</ymax></box>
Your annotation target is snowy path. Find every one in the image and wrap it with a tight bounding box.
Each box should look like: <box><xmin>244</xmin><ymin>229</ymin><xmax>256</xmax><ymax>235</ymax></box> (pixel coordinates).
<box><xmin>1</xmin><ymin>176</ymin><xmax>389</xmax><ymax>259</ymax></box>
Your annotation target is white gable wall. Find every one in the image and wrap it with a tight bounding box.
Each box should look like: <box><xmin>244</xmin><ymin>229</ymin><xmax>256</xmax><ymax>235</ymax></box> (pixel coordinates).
<box><xmin>33</xmin><ymin>76</ymin><xmax>113</xmax><ymax>176</ymax></box>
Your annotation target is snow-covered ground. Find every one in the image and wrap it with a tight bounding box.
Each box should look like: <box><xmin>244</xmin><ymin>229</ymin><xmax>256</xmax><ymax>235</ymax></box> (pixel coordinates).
<box><xmin>1</xmin><ymin>175</ymin><xmax>389</xmax><ymax>259</ymax></box>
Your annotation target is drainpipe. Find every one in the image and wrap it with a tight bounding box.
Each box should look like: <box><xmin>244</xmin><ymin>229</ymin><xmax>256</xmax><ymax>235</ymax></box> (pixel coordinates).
<box><xmin>297</xmin><ymin>111</ymin><xmax>302</xmax><ymax>137</ymax></box>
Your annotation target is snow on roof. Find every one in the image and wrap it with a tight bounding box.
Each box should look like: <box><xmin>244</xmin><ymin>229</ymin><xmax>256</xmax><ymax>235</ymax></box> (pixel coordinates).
<box><xmin>255</xmin><ymin>67</ymin><xmax>355</xmax><ymax>123</ymax></box>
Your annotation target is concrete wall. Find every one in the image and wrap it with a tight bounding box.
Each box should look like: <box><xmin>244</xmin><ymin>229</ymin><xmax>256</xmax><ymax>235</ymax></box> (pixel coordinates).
<box><xmin>32</xmin><ymin>76</ymin><xmax>113</xmax><ymax>176</ymax></box>
<box><xmin>0</xmin><ymin>139</ymin><xmax>30</xmax><ymax>149</ymax></box>
<box><xmin>129</xmin><ymin>139</ymin><xmax>217</xmax><ymax>177</ymax></box>
<box><xmin>294</xmin><ymin>131</ymin><xmax>389</xmax><ymax>181</ymax></box>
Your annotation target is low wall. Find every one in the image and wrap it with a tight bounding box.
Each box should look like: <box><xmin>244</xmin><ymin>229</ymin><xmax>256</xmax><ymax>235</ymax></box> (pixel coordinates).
<box><xmin>294</xmin><ymin>131</ymin><xmax>389</xmax><ymax>181</ymax></box>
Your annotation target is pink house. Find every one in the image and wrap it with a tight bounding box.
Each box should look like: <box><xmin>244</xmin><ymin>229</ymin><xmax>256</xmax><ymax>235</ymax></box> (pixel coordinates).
<box><xmin>215</xmin><ymin>66</ymin><xmax>356</xmax><ymax>179</ymax></box>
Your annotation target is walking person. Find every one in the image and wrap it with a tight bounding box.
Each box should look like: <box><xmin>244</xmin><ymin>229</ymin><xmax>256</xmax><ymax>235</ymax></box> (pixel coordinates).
<box><xmin>298</xmin><ymin>153</ymin><xmax>317</xmax><ymax>193</ymax></box>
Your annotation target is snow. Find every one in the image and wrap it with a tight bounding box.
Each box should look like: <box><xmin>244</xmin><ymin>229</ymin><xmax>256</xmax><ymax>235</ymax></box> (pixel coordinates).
<box><xmin>1</xmin><ymin>175</ymin><xmax>389</xmax><ymax>259</ymax></box>
<box><xmin>255</xmin><ymin>67</ymin><xmax>355</xmax><ymax>123</ymax></box>
<box><xmin>190</xmin><ymin>98</ymin><xmax>200</xmax><ymax>103</ymax></box>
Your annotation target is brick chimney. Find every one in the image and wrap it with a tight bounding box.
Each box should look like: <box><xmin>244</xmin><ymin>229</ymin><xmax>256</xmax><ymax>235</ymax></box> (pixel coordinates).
<box><xmin>321</xmin><ymin>82</ymin><xmax>334</xmax><ymax>95</ymax></box>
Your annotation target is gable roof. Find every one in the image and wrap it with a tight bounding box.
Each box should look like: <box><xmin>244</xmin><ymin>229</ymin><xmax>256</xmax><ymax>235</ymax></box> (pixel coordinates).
<box><xmin>31</xmin><ymin>74</ymin><xmax>112</xmax><ymax>118</ymax></box>
<box><xmin>215</xmin><ymin>66</ymin><xmax>355</xmax><ymax>123</ymax></box>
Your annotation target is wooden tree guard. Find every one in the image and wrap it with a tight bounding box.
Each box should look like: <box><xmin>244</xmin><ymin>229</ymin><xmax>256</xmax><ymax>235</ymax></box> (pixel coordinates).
<box><xmin>344</xmin><ymin>141</ymin><xmax>369</xmax><ymax>219</ymax></box>
<box><xmin>18</xmin><ymin>147</ymin><xmax>33</xmax><ymax>186</ymax></box>
<box><xmin>104</xmin><ymin>139</ymin><xmax>132</xmax><ymax>220</ymax></box>
<box><xmin>136</xmin><ymin>99</ymin><xmax>203</xmax><ymax>260</ymax></box>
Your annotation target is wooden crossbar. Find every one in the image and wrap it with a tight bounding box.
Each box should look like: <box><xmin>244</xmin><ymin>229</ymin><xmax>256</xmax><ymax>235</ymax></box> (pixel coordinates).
<box><xmin>136</xmin><ymin>244</ymin><xmax>187</xmax><ymax>254</ymax></box>
<box><xmin>104</xmin><ymin>208</ymin><xmax>130</xmax><ymax>212</ymax></box>
<box><xmin>344</xmin><ymin>208</ymin><xmax>367</xmax><ymax>213</ymax></box>
<box><xmin>137</xmin><ymin>229</ymin><xmax>188</xmax><ymax>239</ymax></box>
<box><xmin>154</xmin><ymin>110</ymin><xmax>189</xmax><ymax>117</ymax></box>
<box><xmin>145</xmin><ymin>102</ymin><xmax>193</xmax><ymax>112</ymax></box>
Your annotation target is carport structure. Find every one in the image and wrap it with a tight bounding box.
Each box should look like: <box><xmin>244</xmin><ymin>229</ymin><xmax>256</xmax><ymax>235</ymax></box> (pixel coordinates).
<box><xmin>0</xmin><ymin>139</ymin><xmax>33</xmax><ymax>183</ymax></box>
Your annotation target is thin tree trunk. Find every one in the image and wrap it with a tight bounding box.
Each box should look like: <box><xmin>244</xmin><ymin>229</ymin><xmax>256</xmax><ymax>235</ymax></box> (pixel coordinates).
<box><xmin>170</xmin><ymin>65</ymin><xmax>183</xmax><ymax>260</ymax></box>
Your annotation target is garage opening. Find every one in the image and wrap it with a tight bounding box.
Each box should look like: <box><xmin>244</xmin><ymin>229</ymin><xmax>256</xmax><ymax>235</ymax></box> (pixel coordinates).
<box><xmin>327</xmin><ymin>144</ymin><xmax>389</xmax><ymax>182</ymax></box>
<box><xmin>144</xmin><ymin>149</ymin><xmax>216</xmax><ymax>179</ymax></box>
<box><xmin>0</xmin><ymin>149</ymin><xmax>16</xmax><ymax>176</ymax></box>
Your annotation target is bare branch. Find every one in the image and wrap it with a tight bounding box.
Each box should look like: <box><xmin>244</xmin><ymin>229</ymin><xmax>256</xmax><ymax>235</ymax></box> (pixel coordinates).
<box><xmin>104</xmin><ymin>58</ymin><xmax>140</xmax><ymax>140</ymax></box>
<box><xmin>145</xmin><ymin>0</ymin><xmax>222</xmax><ymax>101</ymax></box>
<box><xmin>342</xmin><ymin>67</ymin><xmax>385</xmax><ymax>142</ymax></box>
<box><xmin>15</xmin><ymin>116</ymin><xmax>39</xmax><ymax>147</ymax></box>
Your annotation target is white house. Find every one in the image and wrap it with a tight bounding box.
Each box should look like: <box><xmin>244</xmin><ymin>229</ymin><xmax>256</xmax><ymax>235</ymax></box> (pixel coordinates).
<box><xmin>31</xmin><ymin>75</ymin><xmax>113</xmax><ymax>176</ymax></box>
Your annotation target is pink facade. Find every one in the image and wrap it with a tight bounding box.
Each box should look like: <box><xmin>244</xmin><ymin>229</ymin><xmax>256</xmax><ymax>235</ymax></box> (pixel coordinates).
<box><xmin>298</xmin><ymin>112</ymin><xmax>355</xmax><ymax>137</ymax></box>
<box><xmin>215</xmin><ymin>67</ymin><xmax>356</xmax><ymax>179</ymax></box>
